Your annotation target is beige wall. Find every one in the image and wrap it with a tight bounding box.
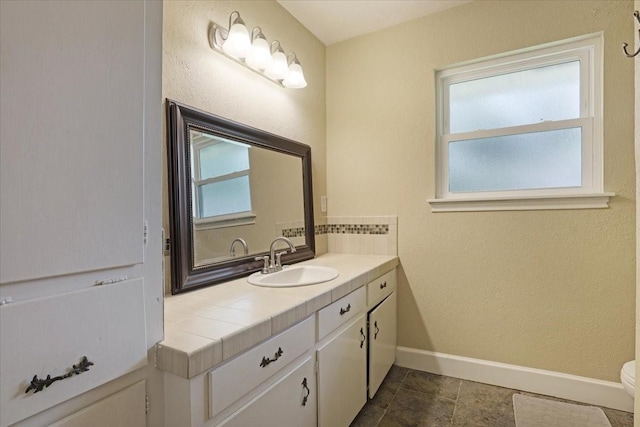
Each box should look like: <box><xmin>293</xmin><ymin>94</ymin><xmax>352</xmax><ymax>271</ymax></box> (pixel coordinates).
<box><xmin>327</xmin><ymin>0</ymin><xmax>636</xmax><ymax>382</ymax></box>
<box><xmin>163</xmin><ymin>0</ymin><xmax>326</xmax><ymax>293</ymax></box>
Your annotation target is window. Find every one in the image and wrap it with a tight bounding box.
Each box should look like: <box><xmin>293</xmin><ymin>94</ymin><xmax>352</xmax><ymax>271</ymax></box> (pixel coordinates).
<box><xmin>429</xmin><ymin>34</ymin><xmax>612</xmax><ymax>212</ymax></box>
<box><xmin>190</xmin><ymin>130</ymin><xmax>255</xmax><ymax>228</ymax></box>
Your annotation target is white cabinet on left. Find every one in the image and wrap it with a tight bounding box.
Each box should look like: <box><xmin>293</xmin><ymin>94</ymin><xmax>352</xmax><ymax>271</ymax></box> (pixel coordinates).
<box><xmin>0</xmin><ymin>0</ymin><xmax>162</xmax><ymax>425</ymax></box>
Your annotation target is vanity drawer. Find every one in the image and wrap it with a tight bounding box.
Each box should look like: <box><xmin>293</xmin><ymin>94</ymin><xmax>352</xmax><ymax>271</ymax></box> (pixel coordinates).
<box><xmin>209</xmin><ymin>315</ymin><xmax>315</xmax><ymax>419</ymax></box>
<box><xmin>367</xmin><ymin>269</ymin><xmax>396</xmax><ymax>307</ymax></box>
<box><xmin>317</xmin><ymin>286</ymin><xmax>365</xmax><ymax>341</ymax></box>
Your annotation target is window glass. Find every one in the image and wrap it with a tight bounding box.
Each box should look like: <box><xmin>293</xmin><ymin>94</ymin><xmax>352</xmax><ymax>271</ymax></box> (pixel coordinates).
<box><xmin>199</xmin><ymin>141</ymin><xmax>249</xmax><ymax>179</ymax></box>
<box><xmin>449</xmin><ymin>61</ymin><xmax>580</xmax><ymax>133</ymax></box>
<box><xmin>448</xmin><ymin>127</ymin><xmax>582</xmax><ymax>192</ymax></box>
<box><xmin>198</xmin><ymin>175</ymin><xmax>252</xmax><ymax>217</ymax></box>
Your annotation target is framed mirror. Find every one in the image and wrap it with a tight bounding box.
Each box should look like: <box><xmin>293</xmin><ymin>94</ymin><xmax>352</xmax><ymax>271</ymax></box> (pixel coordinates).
<box><xmin>166</xmin><ymin>99</ymin><xmax>315</xmax><ymax>294</ymax></box>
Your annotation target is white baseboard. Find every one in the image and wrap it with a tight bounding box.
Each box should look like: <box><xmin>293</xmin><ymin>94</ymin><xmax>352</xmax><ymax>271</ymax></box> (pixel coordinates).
<box><xmin>396</xmin><ymin>346</ymin><xmax>634</xmax><ymax>413</ymax></box>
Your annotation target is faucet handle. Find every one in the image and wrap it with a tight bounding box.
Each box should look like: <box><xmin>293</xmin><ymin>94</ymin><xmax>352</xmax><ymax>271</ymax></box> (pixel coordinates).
<box><xmin>254</xmin><ymin>256</ymin><xmax>270</xmax><ymax>274</ymax></box>
<box><xmin>275</xmin><ymin>251</ymin><xmax>288</xmax><ymax>270</ymax></box>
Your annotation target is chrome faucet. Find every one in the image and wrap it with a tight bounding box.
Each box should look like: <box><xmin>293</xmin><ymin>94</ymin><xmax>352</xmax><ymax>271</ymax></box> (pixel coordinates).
<box><xmin>255</xmin><ymin>237</ymin><xmax>297</xmax><ymax>274</ymax></box>
<box><xmin>229</xmin><ymin>238</ymin><xmax>248</xmax><ymax>256</ymax></box>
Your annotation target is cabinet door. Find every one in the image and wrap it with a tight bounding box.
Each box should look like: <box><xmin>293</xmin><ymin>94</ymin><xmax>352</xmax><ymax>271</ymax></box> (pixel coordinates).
<box><xmin>219</xmin><ymin>356</ymin><xmax>316</xmax><ymax>427</ymax></box>
<box><xmin>368</xmin><ymin>292</ymin><xmax>397</xmax><ymax>399</ymax></box>
<box><xmin>317</xmin><ymin>314</ymin><xmax>367</xmax><ymax>427</ymax></box>
<box><xmin>0</xmin><ymin>0</ymin><xmax>146</xmax><ymax>284</ymax></box>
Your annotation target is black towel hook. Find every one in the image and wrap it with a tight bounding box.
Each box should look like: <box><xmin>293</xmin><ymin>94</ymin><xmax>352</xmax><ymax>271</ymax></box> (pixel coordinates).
<box><xmin>622</xmin><ymin>10</ymin><xmax>640</xmax><ymax>58</ymax></box>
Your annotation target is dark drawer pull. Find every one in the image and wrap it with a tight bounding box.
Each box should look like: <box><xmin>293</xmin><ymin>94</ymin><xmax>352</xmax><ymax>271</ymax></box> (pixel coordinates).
<box><xmin>359</xmin><ymin>327</ymin><xmax>366</xmax><ymax>348</ymax></box>
<box><xmin>259</xmin><ymin>347</ymin><xmax>283</xmax><ymax>368</ymax></box>
<box><xmin>380</xmin><ymin>281</ymin><xmax>387</xmax><ymax>289</ymax></box>
<box><xmin>374</xmin><ymin>321</ymin><xmax>380</xmax><ymax>339</ymax></box>
<box><xmin>25</xmin><ymin>356</ymin><xmax>93</xmax><ymax>394</ymax></box>
<box><xmin>301</xmin><ymin>377</ymin><xmax>310</xmax><ymax>406</ymax></box>
<box><xmin>339</xmin><ymin>303</ymin><xmax>351</xmax><ymax>316</ymax></box>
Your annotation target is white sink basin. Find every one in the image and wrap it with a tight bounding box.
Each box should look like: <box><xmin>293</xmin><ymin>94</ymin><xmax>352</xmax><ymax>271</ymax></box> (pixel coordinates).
<box><xmin>248</xmin><ymin>265</ymin><xmax>339</xmax><ymax>288</ymax></box>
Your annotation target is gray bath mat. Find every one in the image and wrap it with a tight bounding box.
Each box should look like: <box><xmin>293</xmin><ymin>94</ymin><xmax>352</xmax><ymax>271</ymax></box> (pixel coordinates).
<box><xmin>513</xmin><ymin>394</ymin><xmax>612</xmax><ymax>427</ymax></box>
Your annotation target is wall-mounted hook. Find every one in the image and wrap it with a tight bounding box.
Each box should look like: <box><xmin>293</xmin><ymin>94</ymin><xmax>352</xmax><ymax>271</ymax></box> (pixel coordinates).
<box><xmin>622</xmin><ymin>10</ymin><xmax>640</xmax><ymax>58</ymax></box>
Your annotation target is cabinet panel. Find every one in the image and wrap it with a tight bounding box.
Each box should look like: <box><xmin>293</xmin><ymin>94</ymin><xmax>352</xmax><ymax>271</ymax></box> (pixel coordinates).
<box><xmin>368</xmin><ymin>292</ymin><xmax>397</xmax><ymax>399</ymax></box>
<box><xmin>0</xmin><ymin>0</ymin><xmax>145</xmax><ymax>284</ymax></box>
<box><xmin>0</xmin><ymin>279</ymin><xmax>147</xmax><ymax>426</ymax></box>
<box><xmin>219</xmin><ymin>357</ymin><xmax>316</xmax><ymax>427</ymax></box>
<box><xmin>367</xmin><ymin>269</ymin><xmax>396</xmax><ymax>307</ymax></box>
<box><xmin>317</xmin><ymin>314</ymin><xmax>367</xmax><ymax>427</ymax></box>
<box><xmin>49</xmin><ymin>381</ymin><xmax>146</xmax><ymax>427</ymax></box>
<box><xmin>209</xmin><ymin>316</ymin><xmax>315</xmax><ymax>419</ymax></box>
<box><xmin>317</xmin><ymin>286</ymin><xmax>365</xmax><ymax>340</ymax></box>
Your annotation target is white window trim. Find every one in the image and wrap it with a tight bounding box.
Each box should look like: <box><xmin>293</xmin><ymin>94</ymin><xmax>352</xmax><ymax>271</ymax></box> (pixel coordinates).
<box><xmin>191</xmin><ymin>137</ymin><xmax>254</xmax><ymax>222</ymax></box>
<box><xmin>429</xmin><ymin>33</ymin><xmax>613</xmax><ymax>212</ymax></box>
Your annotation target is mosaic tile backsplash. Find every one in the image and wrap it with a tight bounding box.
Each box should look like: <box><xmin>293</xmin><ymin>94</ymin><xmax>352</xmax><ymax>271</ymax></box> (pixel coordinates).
<box><xmin>281</xmin><ymin>216</ymin><xmax>397</xmax><ymax>256</ymax></box>
<box><xmin>282</xmin><ymin>224</ymin><xmax>389</xmax><ymax>237</ymax></box>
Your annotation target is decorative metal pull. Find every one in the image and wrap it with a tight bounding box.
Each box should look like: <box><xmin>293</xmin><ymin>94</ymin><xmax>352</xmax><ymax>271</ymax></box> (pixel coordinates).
<box><xmin>359</xmin><ymin>327</ymin><xmax>366</xmax><ymax>348</ymax></box>
<box><xmin>380</xmin><ymin>281</ymin><xmax>387</xmax><ymax>290</ymax></box>
<box><xmin>339</xmin><ymin>303</ymin><xmax>351</xmax><ymax>316</ymax></box>
<box><xmin>25</xmin><ymin>356</ymin><xmax>93</xmax><ymax>394</ymax></box>
<box><xmin>374</xmin><ymin>321</ymin><xmax>380</xmax><ymax>340</ymax></box>
<box><xmin>259</xmin><ymin>347</ymin><xmax>283</xmax><ymax>368</ymax></box>
<box><xmin>622</xmin><ymin>10</ymin><xmax>640</xmax><ymax>57</ymax></box>
<box><xmin>301</xmin><ymin>377</ymin><xmax>310</xmax><ymax>406</ymax></box>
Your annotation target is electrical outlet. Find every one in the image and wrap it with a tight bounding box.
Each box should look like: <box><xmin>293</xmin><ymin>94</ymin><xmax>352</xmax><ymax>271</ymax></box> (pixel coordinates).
<box><xmin>321</xmin><ymin>196</ymin><xmax>327</xmax><ymax>213</ymax></box>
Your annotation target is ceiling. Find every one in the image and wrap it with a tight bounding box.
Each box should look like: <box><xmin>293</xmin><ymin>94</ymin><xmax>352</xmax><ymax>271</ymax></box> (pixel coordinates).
<box><xmin>277</xmin><ymin>0</ymin><xmax>471</xmax><ymax>46</ymax></box>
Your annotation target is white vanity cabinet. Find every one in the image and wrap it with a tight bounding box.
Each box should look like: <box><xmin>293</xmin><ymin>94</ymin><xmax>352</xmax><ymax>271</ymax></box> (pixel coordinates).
<box><xmin>218</xmin><ymin>357</ymin><xmax>316</xmax><ymax>427</ymax></box>
<box><xmin>317</xmin><ymin>314</ymin><xmax>368</xmax><ymax>427</ymax></box>
<box><xmin>161</xmin><ymin>265</ymin><xmax>398</xmax><ymax>427</ymax></box>
<box><xmin>316</xmin><ymin>287</ymin><xmax>368</xmax><ymax>426</ymax></box>
<box><xmin>368</xmin><ymin>292</ymin><xmax>397</xmax><ymax>398</ymax></box>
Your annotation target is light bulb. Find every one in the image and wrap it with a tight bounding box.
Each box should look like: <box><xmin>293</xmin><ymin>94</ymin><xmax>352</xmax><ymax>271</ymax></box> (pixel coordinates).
<box><xmin>246</xmin><ymin>37</ymin><xmax>272</xmax><ymax>70</ymax></box>
<box><xmin>265</xmin><ymin>50</ymin><xmax>289</xmax><ymax>80</ymax></box>
<box><xmin>283</xmin><ymin>62</ymin><xmax>307</xmax><ymax>88</ymax></box>
<box><xmin>222</xmin><ymin>22</ymin><xmax>251</xmax><ymax>58</ymax></box>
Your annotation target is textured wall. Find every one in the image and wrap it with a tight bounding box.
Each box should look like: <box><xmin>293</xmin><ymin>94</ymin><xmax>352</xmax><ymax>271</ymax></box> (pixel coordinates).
<box><xmin>163</xmin><ymin>0</ymin><xmax>326</xmax><ymax>293</ymax></box>
<box><xmin>327</xmin><ymin>0</ymin><xmax>635</xmax><ymax>382</ymax></box>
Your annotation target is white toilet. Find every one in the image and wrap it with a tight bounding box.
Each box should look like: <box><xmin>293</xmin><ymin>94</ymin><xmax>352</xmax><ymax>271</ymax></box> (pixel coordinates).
<box><xmin>621</xmin><ymin>360</ymin><xmax>635</xmax><ymax>397</ymax></box>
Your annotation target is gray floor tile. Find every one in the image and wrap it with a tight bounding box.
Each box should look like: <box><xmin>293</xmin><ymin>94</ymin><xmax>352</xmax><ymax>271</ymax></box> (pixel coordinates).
<box><xmin>402</xmin><ymin>370</ymin><xmax>461</xmax><ymax>401</ymax></box>
<box><xmin>451</xmin><ymin>380</ymin><xmax>517</xmax><ymax>427</ymax></box>
<box><xmin>378</xmin><ymin>387</ymin><xmax>455</xmax><ymax>427</ymax></box>
<box><xmin>603</xmin><ymin>407</ymin><xmax>634</xmax><ymax>427</ymax></box>
<box><xmin>350</xmin><ymin>367</ymin><xmax>634</xmax><ymax>427</ymax></box>
<box><xmin>369</xmin><ymin>365</ymin><xmax>411</xmax><ymax>410</ymax></box>
<box><xmin>351</xmin><ymin>402</ymin><xmax>386</xmax><ymax>427</ymax></box>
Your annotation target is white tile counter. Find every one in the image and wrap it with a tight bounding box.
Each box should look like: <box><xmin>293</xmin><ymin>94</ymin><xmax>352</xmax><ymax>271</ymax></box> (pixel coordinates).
<box><xmin>156</xmin><ymin>254</ymin><xmax>399</xmax><ymax>379</ymax></box>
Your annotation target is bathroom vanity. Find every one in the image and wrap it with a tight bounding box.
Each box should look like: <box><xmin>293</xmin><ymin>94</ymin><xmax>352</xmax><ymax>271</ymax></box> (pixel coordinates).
<box><xmin>159</xmin><ymin>254</ymin><xmax>398</xmax><ymax>427</ymax></box>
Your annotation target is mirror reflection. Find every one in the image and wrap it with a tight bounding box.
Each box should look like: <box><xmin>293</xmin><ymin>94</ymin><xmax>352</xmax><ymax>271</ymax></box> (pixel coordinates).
<box><xmin>166</xmin><ymin>99</ymin><xmax>315</xmax><ymax>294</ymax></box>
<box><xmin>190</xmin><ymin>129</ymin><xmax>305</xmax><ymax>267</ymax></box>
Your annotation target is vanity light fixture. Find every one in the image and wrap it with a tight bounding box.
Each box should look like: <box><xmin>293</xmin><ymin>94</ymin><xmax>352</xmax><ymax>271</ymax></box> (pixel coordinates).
<box><xmin>209</xmin><ymin>11</ymin><xmax>307</xmax><ymax>89</ymax></box>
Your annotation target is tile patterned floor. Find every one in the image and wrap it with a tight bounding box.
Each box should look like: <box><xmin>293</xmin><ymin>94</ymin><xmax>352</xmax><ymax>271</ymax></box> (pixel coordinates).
<box><xmin>350</xmin><ymin>366</ymin><xmax>634</xmax><ymax>427</ymax></box>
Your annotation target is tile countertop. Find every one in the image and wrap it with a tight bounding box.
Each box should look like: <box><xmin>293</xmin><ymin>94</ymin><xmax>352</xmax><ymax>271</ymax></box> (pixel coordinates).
<box><xmin>156</xmin><ymin>253</ymin><xmax>399</xmax><ymax>379</ymax></box>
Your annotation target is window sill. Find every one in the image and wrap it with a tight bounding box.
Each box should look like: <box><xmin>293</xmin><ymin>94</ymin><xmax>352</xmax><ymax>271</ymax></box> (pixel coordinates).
<box><xmin>194</xmin><ymin>212</ymin><xmax>256</xmax><ymax>230</ymax></box>
<box><xmin>427</xmin><ymin>193</ymin><xmax>614</xmax><ymax>212</ymax></box>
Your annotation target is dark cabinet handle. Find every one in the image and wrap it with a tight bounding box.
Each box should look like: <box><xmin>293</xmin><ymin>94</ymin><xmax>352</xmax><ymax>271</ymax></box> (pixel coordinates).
<box><xmin>25</xmin><ymin>356</ymin><xmax>93</xmax><ymax>394</ymax></box>
<box><xmin>360</xmin><ymin>327</ymin><xmax>366</xmax><ymax>348</ymax></box>
<box><xmin>339</xmin><ymin>303</ymin><xmax>351</xmax><ymax>316</ymax></box>
<box><xmin>301</xmin><ymin>377</ymin><xmax>310</xmax><ymax>406</ymax></box>
<box><xmin>380</xmin><ymin>281</ymin><xmax>387</xmax><ymax>289</ymax></box>
<box><xmin>374</xmin><ymin>321</ymin><xmax>380</xmax><ymax>340</ymax></box>
<box><xmin>259</xmin><ymin>347</ymin><xmax>283</xmax><ymax>368</ymax></box>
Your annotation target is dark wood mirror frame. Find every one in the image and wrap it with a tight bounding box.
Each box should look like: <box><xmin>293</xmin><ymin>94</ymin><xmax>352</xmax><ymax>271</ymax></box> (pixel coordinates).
<box><xmin>166</xmin><ymin>99</ymin><xmax>315</xmax><ymax>294</ymax></box>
